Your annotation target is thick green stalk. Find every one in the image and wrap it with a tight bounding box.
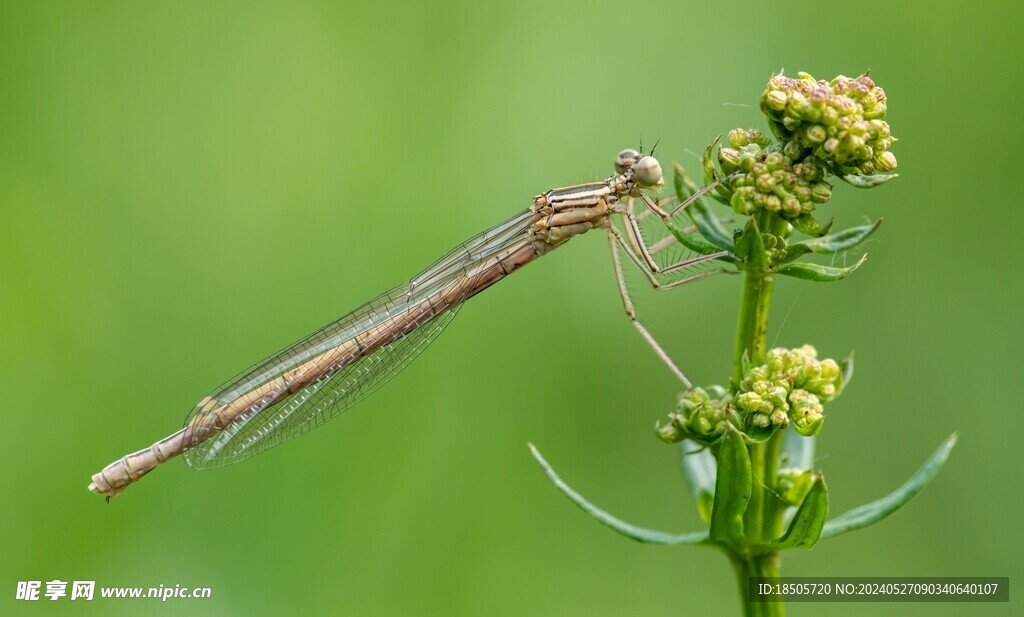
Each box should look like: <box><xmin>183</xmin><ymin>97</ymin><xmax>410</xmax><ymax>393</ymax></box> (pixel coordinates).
<box><xmin>732</xmin><ymin>270</ymin><xmax>774</xmax><ymax>383</ymax></box>
<box><xmin>762</xmin><ymin>433</ymin><xmax>784</xmax><ymax>541</ymax></box>
<box><xmin>730</xmin><ymin>552</ymin><xmax>784</xmax><ymax>617</ymax></box>
<box><xmin>733</xmin><ymin>212</ymin><xmax>784</xmax><ymax>616</ymax></box>
<box><xmin>737</xmin><ymin>264</ymin><xmax>775</xmax><ymax>543</ymax></box>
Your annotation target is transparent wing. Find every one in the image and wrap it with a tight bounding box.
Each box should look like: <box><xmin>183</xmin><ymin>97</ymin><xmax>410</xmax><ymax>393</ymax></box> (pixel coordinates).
<box><xmin>182</xmin><ymin>209</ymin><xmax>535</xmax><ymax>469</ymax></box>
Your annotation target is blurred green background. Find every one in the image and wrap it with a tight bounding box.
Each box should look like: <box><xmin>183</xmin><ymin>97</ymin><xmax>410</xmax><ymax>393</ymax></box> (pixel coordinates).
<box><xmin>1</xmin><ymin>1</ymin><xmax>1020</xmax><ymax>615</ymax></box>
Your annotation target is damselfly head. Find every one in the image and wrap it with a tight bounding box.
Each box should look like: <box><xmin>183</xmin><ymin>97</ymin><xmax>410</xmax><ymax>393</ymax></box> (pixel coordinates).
<box><xmin>633</xmin><ymin>156</ymin><xmax>664</xmax><ymax>189</ymax></box>
<box><xmin>615</xmin><ymin>148</ymin><xmax>642</xmax><ymax>174</ymax></box>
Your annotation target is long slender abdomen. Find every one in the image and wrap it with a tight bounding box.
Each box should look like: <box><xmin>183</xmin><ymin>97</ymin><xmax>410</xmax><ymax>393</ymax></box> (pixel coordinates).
<box><xmin>88</xmin><ymin>238</ymin><xmax>550</xmax><ymax>497</ymax></box>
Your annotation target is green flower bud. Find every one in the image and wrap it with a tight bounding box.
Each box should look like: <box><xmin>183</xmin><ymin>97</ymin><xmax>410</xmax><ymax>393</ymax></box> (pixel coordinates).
<box><xmin>765</xmin><ymin>90</ymin><xmax>788</xmax><ymax>111</ymax></box>
<box><xmin>657</xmin><ymin>419</ymin><xmax>683</xmax><ymax>443</ymax></box>
<box><xmin>805</xmin><ymin>124</ymin><xmax>827</xmax><ymax>144</ymax></box>
<box><xmin>789</xmin><ymin>389</ymin><xmax>824</xmax><ymax>435</ymax></box>
<box><xmin>719</xmin><ymin>147</ymin><xmax>741</xmax><ymax>173</ymax></box>
<box><xmin>811</xmin><ymin>182</ymin><xmax>832</xmax><ymax>203</ymax></box>
<box><xmin>782</xmin><ymin>140</ymin><xmax>804</xmax><ymax>160</ymax></box>
<box><xmin>738</xmin><ymin>391</ymin><xmax>770</xmax><ymax>414</ymax></box>
<box><xmin>731</xmin><ymin>187</ymin><xmax>756</xmax><ymax>215</ymax></box>
<box><xmin>782</xmin><ymin>197</ymin><xmax>802</xmax><ymax>218</ymax></box>
<box><xmin>658</xmin><ymin>386</ymin><xmax>739</xmax><ymax>444</ymax></box>
<box><xmin>734</xmin><ymin>345</ymin><xmax>846</xmax><ymax>436</ymax></box>
<box><xmin>778</xmin><ymin>468</ymin><xmax>814</xmax><ymax>506</ymax></box>
<box><xmin>720</xmin><ymin>138</ymin><xmax>827</xmax><ymax>220</ymax></box>
<box><xmin>739</xmin><ymin>152</ymin><xmax>758</xmax><ymax>172</ymax></box>
<box><xmin>820</xmin><ymin>359</ymin><xmax>840</xmax><ymax>380</ymax></box>
<box><xmin>875</xmin><ymin>151</ymin><xmax>898</xmax><ymax>172</ymax></box>
<box><xmin>755</xmin><ymin>174</ymin><xmax>776</xmax><ymax>192</ymax></box>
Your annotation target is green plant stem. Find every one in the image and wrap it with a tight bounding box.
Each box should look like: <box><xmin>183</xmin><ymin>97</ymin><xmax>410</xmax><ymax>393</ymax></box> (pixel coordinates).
<box><xmin>732</xmin><ymin>267</ymin><xmax>774</xmax><ymax>383</ymax></box>
<box><xmin>737</xmin><ymin>262</ymin><xmax>775</xmax><ymax>544</ymax></box>
<box><xmin>762</xmin><ymin>433</ymin><xmax>784</xmax><ymax>541</ymax></box>
<box><xmin>733</xmin><ymin>213</ymin><xmax>784</xmax><ymax>616</ymax></box>
<box><xmin>730</xmin><ymin>552</ymin><xmax>784</xmax><ymax>617</ymax></box>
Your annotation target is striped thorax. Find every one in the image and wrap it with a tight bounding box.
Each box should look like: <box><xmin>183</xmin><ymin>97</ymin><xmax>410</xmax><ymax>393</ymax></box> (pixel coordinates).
<box><xmin>529</xmin><ymin>149</ymin><xmax>663</xmax><ymax>246</ymax></box>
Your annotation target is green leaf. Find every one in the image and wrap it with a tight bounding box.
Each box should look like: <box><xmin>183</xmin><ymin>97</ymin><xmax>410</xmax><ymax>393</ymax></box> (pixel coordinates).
<box><xmin>709</xmin><ymin>424</ymin><xmax>751</xmax><ymax>547</ymax></box>
<box><xmin>742</xmin><ymin>423</ymin><xmax>776</xmax><ymax>444</ymax></box>
<box><xmin>768</xmin><ymin>474</ymin><xmax>828</xmax><ymax>550</ymax></box>
<box><xmin>529</xmin><ymin>444</ymin><xmax>710</xmax><ymax>545</ymax></box>
<box><xmin>838</xmin><ymin>172</ymin><xmax>899</xmax><ymax>188</ymax></box>
<box><xmin>701</xmin><ymin>134</ymin><xmax>722</xmax><ymax>185</ymax></box>
<box><xmin>787</xmin><ymin>219</ymin><xmax>882</xmax><ymax>261</ymax></box>
<box><xmin>790</xmin><ymin>213</ymin><xmax>834</xmax><ymax>238</ymax></box>
<box><xmin>835</xmin><ymin>351</ymin><xmax>854</xmax><ymax>397</ymax></box>
<box><xmin>673</xmin><ymin>161</ymin><xmax>696</xmax><ymax>200</ymax></box>
<box><xmin>673</xmin><ymin>163</ymin><xmax>734</xmax><ymax>251</ymax></box>
<box><xmin>680</xmin><ymin>440</ymin><xmax>716</xmax><ymax>524</ymax></box>
<box><xmin>735</xmin><ymin>218</ymin><xmax>768</xmax><ymax>275</ymax></box>
<box><xmin>781</xmin><ymin>428</ymin><xmax>815</xmax><ymax>471</ymax></box>
<box><xmin>821</xmin><ymin>433</ymin><xmax>958</xmax><ymax>539</ymax></box>
<box><xmin>780</xmin><ymin>242</ymin><xmax>812</xmax><ymax>264</ymax></box>
<box><xmin>664</xmin><ymin>218</ymin><xmax>734</xmax><ymax>259</ymax></box>
<box><xmin>778</xmin><ymin>254</ymin><xmax>867</xmax><ymax>282</ymax></box>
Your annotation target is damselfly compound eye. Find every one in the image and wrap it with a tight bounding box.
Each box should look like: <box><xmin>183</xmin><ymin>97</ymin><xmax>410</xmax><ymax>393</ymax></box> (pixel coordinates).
<box><xmin>634</xmin><ymin>156</ymin><xmax>663</xmax><ymax>188</ymax></box>
<box><xmin>615</xmin><ymin>148</ymin><xmax>641</xmax><ymax>174</ymax></box>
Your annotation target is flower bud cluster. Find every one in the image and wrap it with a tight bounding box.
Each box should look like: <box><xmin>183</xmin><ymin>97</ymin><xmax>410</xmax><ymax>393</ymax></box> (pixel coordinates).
<box><xmin>657</xmin><ymin>386</ymin><xmax>737</xmax><ymax>445</ymax></box>
<box><xmin>735</xmin><ymin>345</ymin><xmax>842</xmax><ymax>436</ymax></box>
<box><xmin>718</xmin><ymin>129</ymin><xmax>832</xmax><ymax>220</ymax></box>
<box><xmin>761</xmin><ymin>72</ymin><xmax>896</xmax><ymax>174</ymax></box>
<box><xmin>762</xmin><ymin>233</ymin><xmax>788</xmax><ymax>266</ymax></box>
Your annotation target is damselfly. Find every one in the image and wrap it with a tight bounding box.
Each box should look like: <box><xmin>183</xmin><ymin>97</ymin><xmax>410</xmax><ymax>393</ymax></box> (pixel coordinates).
<box><xmin>89</xmin><ymin>148</ymin><xmax>732</xmax><ymax>498</ymax></box>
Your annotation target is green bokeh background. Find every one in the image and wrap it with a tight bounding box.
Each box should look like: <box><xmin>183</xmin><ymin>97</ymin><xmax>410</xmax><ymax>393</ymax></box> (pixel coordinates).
<box><xmin>2</xmin><ymin>1</ymin><xmax>1020</xmax><ymax>615</ymax></box>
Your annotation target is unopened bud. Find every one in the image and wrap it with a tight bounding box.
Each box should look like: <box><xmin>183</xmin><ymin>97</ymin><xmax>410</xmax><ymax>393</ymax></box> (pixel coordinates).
<box><xmin>875</xmin><ymin>151</ymin><xmax>898</xmax><ymax>172</ymax></box>
<box><xmin>765</xmin><ymin>90</ymin><xmax>788</xmax><ymax>111</ymax></box>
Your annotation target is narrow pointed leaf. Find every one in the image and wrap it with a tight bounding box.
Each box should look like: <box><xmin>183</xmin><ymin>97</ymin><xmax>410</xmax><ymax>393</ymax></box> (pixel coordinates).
<box><xmin>529</xmin><ymin>444</ymin><xmax>710</xmax><ymax>545</ymax></box>
<box><xmin>802</xmin><ymin>219</ymin><xmax>882</xmax><ymax>254</ymax></box>
<box><xmin>674</xmin><ymin>163</ymin><xmax>734</xmax><ymax>251</ymax></box>
<box><xmin>838</xmin><ymin>172</ymin><xmax>899</xmax><ymax>188</ymax></box>
<box><xmin>665</xmin><ymin>218</ymin><xmax>735</xmax><ymax>260</ymax></box>
<box><xmin>709</xmin><ymin>424</ymin><xmax>751</xmax><ymax>547</ymax></box>
<box><xmin>680</xmin><ymin>440</ymin><xmax>716</xmax><ymax>523</ymax></box>
<box><xmin>768</xmin><ymin>474</ymin><xmax>828</xmax><ymax>550</ymax></box>
<box><xmin>836</xmin><ymin>351</ymin><xmax>855</xmax><ymax>397</ymax></box>
<box><xmin>786</xmin><ymin>219</ymin><xmax>883</xmax><ymax>264</ymax></box>
<box><xmin>791</xmin><ymin>213</ymin><xmax>834</xmax><ymax>238</ymax></box>
<box><xmin>735</xmin><ymin>218</ymin><xmax>768</xmax><ymax>275</ymax></box>
<box><xmin>822</xmin><ymin>434</ymin><xmax>958</xmax><ymax>539</ymax></box>
<box><xmin>780</xmin><ymin>242</ymin><xmax>812</xmax><ymax>264</ymax></box>
<box><xmin>701</xmin><ymin>134</ymin><xmax>722</xmax><ymax>185</ymax></box>
<box><xmin>778</xmin><ymin>254</ymin><xmax>867</xmax><ymax>282</ymax></box>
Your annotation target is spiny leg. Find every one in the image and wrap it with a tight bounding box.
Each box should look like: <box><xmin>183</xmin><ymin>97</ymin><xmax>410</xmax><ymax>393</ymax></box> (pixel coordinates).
<box><xmin>606</xmin><ymin>230</ymin><xmax>693</xmax><ymax>388</ymax></box>
<box><xmin>634</xmin><ymin>194</ymin><xmax>677</xmax><ymax>223</ymax></box>
<box><xmin>639</xmin><ymin>177</ymin><xmax>731</xmax><ymax>220</ymax></box>
<box><xmin>621</xmin><ymin>199</ymin><xmax>732</xmax><ymax>276</ymax></box>
<box><xmin>629</xmin><ymin>196</ymin><xmax>700</xmax><ymax>256</ymax></box>
<box><xmin>608</xmin><ymin>225</ymin><xmax>731</xmax><ymax>291</ymax></box>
